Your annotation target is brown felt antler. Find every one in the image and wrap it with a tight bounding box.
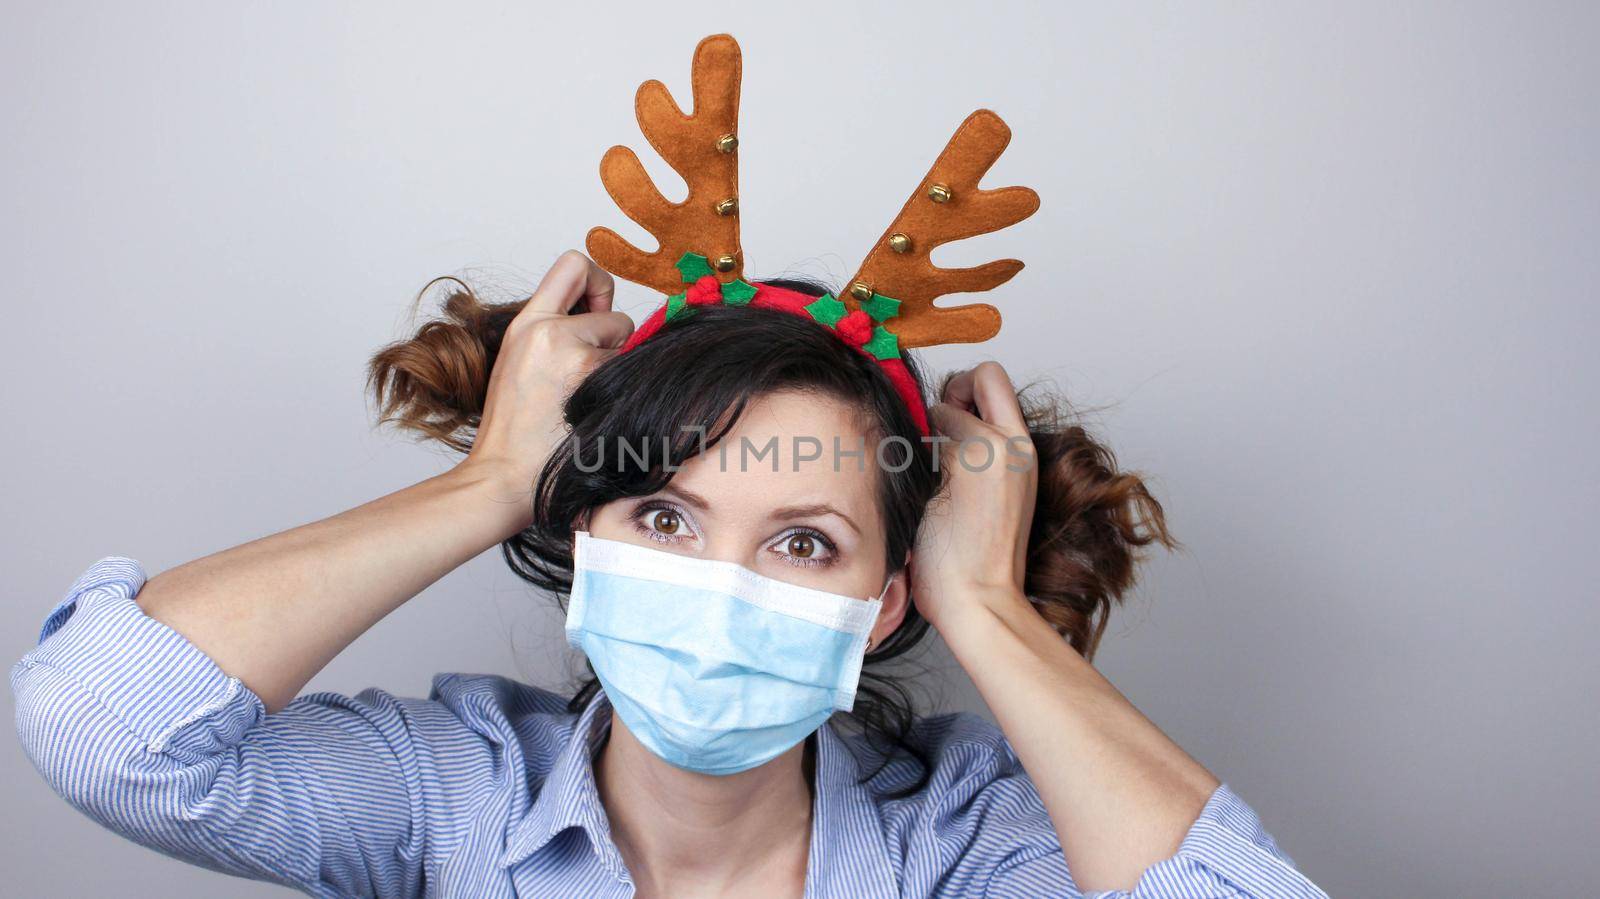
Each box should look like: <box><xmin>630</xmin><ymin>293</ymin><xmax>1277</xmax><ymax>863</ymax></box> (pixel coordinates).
<box><xmin>586</xmin><ymin>33</ymin><xmax>745</xmax><ymax>293</ymax></box>
<box><xmin>842</xmin><ymin>110</ymin><xmax>1040</xmax><ymax>349</ymax></box>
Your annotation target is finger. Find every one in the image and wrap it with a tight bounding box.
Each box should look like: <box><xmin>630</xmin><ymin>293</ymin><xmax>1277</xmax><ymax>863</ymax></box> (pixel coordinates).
<box><xmin>573</xmin><ymin>255</ymin><xmax>617</xmax><ymax>314</ymax></box>
<box><xmin>563</xmin><ymin>310</ymin><xmax>636</xmax><ymax>350</ymax></box>
<box><xmin>927</xmin><ymin>401</ymin><xmax>984</xmax><ymax>443</ymax></box>
<box><xmin>527</xmin><ymin>250</ymin><xmax>616</xmax><ymax>316</ymax></box>
<box><xmin>930</xmin><ymin>400</ymin><xmax>1019</xmax><ymax>472</ymax></box>
<box><xmin>525</xmin><ymin>252</ymin><xmax>586</xmax><ymax>315</ymax></box>
<box><xmin>945</xmin><ymin>362</ymin><xmax>1026</xmax><ymax>435</ymax></box>
<box><xmin>967</xmin><ymin>362</ymin><xmax>1029</xmax><ymax>435</ymax></box>
<box><xmin>942</xmin><ymin>368</ymin><xmax>980</xmax><ymax>414</ymax></box>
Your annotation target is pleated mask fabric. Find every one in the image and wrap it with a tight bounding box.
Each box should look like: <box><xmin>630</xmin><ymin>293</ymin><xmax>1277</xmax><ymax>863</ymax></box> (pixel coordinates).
<box><xmin>565</xmin><ymin>530</ymin><xmax>887</xmax><ymax>776</ymax></box>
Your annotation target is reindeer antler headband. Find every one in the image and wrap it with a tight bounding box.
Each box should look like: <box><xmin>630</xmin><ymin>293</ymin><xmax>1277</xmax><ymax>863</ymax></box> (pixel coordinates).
<box><xmin>586</xmin><ymin>33</ymin><xmax>1040</xmax><ymax>435</ymax></box>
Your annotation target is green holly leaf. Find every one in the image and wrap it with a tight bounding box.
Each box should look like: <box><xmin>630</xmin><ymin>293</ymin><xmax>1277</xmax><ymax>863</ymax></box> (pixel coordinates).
<box><xmin>859</xmin><ymin>292</ymin><xmax>902</xmax><ymax>322</ymax></box>
<box><xmin>664</xmin><ymin>293</ymin><xmax>688</xmax><ymax>321</ymax></box>
<box><xmin>721</xmin><ymin>279</ymin><xmax>757</xmax><ymax>306</ymax></box>
<box><xmin>803</xmin><ymin>293</ymin><xmax>848</xmax><ymax>327</ymax></box>
<box><xmin>863</xmin><ymin>324</ymin><xmax>901</xmax><ymax>360</ymax></box>
<box><xmin>675</xmin><ymin>252</ymin><xmax>714</xmax><ymax>282</ymax></box>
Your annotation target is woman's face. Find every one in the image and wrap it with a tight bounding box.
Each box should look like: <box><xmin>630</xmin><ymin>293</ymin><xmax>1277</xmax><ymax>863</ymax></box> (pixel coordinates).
<box><xmin>586</xmin><ymin>388</ymin><xmax>900</xmax><ymax>606</ymax></box>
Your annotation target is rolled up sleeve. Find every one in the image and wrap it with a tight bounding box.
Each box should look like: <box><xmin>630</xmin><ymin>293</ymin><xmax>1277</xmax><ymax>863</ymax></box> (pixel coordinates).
<box><xmin>20</xmin><ymin>558</ymin><xmax>255</xmax><ymax>759</ymax></box>
<box><xmin>11</xmin><ymin>557</ymin><xmax>429</xmax><ymax>898</ymax></box>
<box><xmin>983</xmin><ymin>781</ymin><xmax>1329</xmax><ymax>899</ymax></box>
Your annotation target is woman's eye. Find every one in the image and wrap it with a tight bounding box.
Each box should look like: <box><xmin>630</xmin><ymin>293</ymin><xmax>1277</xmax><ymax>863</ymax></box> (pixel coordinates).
<box><xmin>773</xmin><ymin>530</ymin><xmax>835</xmax><ymax>567</ymax></box>
<box><xmin>649</xmin><ymin>509</ymin><xmax>681</xmax><ymax>535</ymax></box>
<box><xmin>629</xmin><ymin>503</ymin><xmax>693</xmax><ymax>545</ymax></box>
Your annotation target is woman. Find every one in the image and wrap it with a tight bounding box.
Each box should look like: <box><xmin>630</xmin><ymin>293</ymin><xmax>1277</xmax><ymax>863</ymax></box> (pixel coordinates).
<box><xmin>12</xmin><ymin>250</ymin><xmax>1327</xmax><ymax>898</ymax></box>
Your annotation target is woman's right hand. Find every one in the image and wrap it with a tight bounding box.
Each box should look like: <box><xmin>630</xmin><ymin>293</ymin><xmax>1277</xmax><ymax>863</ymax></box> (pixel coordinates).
<box><xmin>459</xmin><ymin>250</ymin><xmax>635</xmax><ymax>500</ymax></box>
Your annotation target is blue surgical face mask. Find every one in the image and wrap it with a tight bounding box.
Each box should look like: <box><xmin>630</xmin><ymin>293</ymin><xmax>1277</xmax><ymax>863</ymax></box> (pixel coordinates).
<box><xmin>565</xmin><ymin>529</ymin><xmax>890</xmax><ymax>776</ymax></box>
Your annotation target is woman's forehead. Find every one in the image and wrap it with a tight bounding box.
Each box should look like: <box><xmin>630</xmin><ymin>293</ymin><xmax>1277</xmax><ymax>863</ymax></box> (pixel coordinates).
<box><xmin>666</xmin><ymin>390</ymin><xmax>881</xmax><ymax>523</ymax></box>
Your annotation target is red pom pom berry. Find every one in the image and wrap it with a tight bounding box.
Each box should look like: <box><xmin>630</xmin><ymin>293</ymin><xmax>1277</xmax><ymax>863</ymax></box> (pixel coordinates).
<box><xmin>835</xmin><ymin>309</ymin><xmax>872</xmax><ymax>346</ymax></box>
<box><xmin>686</xmin><ymin>274</ymin><xmax>723</xmax><ymax>305</ymax></box>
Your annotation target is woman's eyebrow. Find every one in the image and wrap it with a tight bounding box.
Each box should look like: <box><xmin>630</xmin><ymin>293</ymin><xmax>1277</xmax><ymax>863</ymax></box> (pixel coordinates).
<box><xmin>662</xmin><ymin>485</ymin><xmax>862</xmax><ymax>536</ymax></box>
<box><xmin>661</xmin><ymin>485</ymin><xmax>712</xmax><ymax>510</ymax></box>
<box><xmin>771</xmin><ymin>503</ymin><xmax>861</xmax><ymax>536</ymax></box>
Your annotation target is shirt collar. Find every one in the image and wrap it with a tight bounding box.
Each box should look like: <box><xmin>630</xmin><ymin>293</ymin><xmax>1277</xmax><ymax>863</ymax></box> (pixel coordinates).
<box><xmin>498</xmin><ymin>685</ymin><xmax>899</xmax><ymax>898</ymax></box>
<box><xmin>498</xmin><ymin>684</ymin><xmax>626</xmax><ymax>876</ymax></box>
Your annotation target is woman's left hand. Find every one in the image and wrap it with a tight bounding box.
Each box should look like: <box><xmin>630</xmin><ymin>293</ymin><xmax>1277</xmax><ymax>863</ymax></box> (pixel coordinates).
<box><xmin>910</xmin><ymin>361</ymin><xmax>1039</xmax><ymax>631</ymax></box>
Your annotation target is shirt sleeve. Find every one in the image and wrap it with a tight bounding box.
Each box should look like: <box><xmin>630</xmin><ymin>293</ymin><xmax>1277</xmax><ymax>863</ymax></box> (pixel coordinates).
<box><xmin>9</xmin><ymin>557</ymin><xmax>435</xmax><ymax>899</ymax></box>
<box><xmin>981</xmin><ymin>779</ymin><xmax>1331</xmax><ymax>899</ymax></box>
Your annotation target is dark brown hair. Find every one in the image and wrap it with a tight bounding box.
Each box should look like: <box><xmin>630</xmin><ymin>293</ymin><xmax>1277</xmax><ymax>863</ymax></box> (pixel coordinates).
<box><xmin>367</xmin><ymin>273</ymin><xmax>1180</xmax><ymax>795</ymax></box>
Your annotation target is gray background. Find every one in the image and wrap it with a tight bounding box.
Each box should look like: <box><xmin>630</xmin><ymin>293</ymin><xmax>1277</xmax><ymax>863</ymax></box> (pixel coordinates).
<box><xmin>4</xmin><ymin>2</ymin><xmax>1596</xmax><ymax>896</ymax></box>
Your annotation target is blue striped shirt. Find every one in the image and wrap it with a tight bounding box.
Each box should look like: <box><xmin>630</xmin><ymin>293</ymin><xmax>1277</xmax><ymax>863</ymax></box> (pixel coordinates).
<box><xmin>11</xmin><ymin>557</ymin><xmax>1328</xmax><ymax>898</ymax></box>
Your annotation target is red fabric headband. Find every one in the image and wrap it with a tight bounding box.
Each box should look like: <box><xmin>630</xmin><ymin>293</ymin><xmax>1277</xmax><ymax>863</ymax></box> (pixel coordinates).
<box><xmin>616</xmin><ymin>261</ymin><xmax>930</xmax><ymax>436</ymax></box>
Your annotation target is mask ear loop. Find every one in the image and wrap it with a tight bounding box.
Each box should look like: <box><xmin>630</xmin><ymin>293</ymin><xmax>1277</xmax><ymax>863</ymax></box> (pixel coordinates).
<box><xmin>865</xmin><ymin>571</ymin><xmax>897</xmax><ymax>654</ymax></box>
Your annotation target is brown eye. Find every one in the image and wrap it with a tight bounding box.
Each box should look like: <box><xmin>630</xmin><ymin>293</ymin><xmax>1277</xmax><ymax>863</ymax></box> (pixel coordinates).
<box><xmin>651</xmin><ymin>509</ymin><xmax>681</xmax><ymax>534</ymax></box>
<box><xmin>787</xmin><ymin>534</ymin><xmax>815</xmax><ymax>558</ymax></box>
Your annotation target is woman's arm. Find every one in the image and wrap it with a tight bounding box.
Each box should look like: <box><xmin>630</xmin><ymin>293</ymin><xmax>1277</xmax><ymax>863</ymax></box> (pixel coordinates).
<box><xmin>132</xmin><ymin>250</ymin><xmax>629</xmax><ymax>714</ymax></box>
<box><xmin>14</xmin><ymin>558</ymin><xmax>478</xmax><ymax>896</ymax></box>
<box><xmin>12</xmin><ymin>476</ymin><xmax>525</xmax><ymax>897</ymax></box>
<box><xmin>134</xmin><ymin>462</ymin><xmax>528</xmax><ymax>714</ymax></box>
<box><xmin>11</xmin><ymin>251</ymin><xmax>633</xmax><ymax>894</ymax></box>
<box><xmin>914</xmin><ymin>362</ymin><xmax>1326</xmax><ymax>897</ymax></box>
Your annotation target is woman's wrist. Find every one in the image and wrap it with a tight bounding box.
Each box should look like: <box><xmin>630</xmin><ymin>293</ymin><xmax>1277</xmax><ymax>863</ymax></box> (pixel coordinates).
<box><xmin>448</xmin><ymin>457</ymin><xmax>540</xmax><ymax>539</ymax></box>
<box><xmin>924</xmin><ymin>580</ymin><xmax>1034</xmax><ymax>636</ymax></box>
